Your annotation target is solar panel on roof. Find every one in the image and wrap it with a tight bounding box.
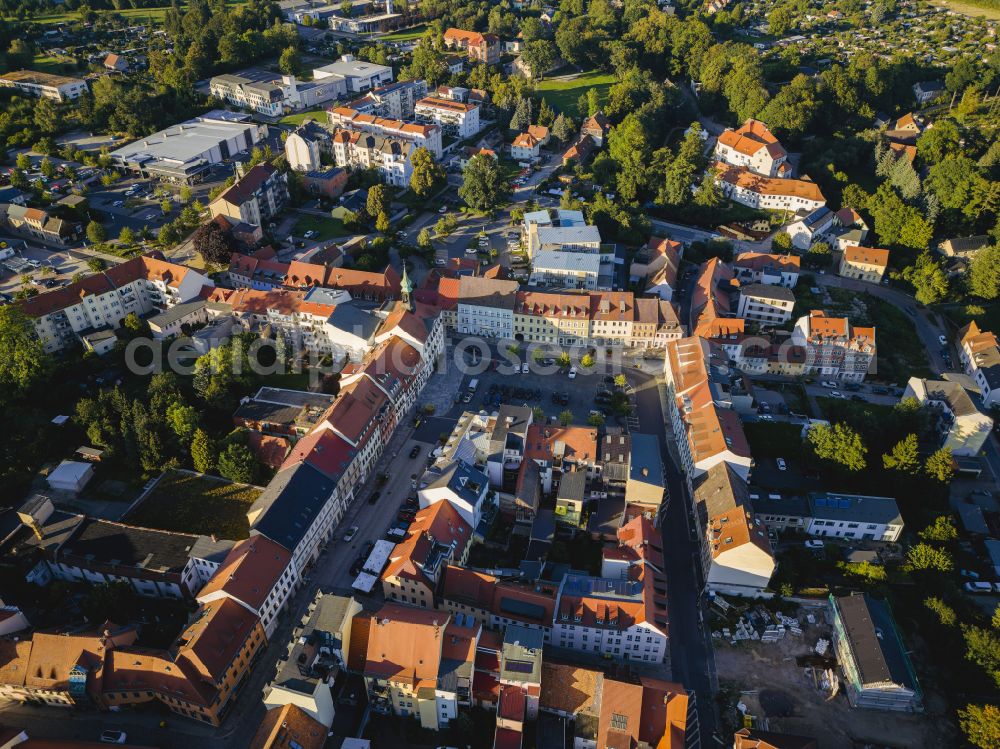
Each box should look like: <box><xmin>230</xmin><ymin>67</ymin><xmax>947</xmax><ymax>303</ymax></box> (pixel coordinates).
<box><xmin>506</xmin><ymin>660</ymin><xmax>533</xmax><ymax>673</ymax></box>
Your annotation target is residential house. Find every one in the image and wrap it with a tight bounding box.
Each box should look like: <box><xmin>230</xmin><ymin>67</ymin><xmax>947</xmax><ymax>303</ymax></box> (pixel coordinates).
<box><xmin>580</xmin><ymin>112</ymin><xmax>610</xmax><ymax>148</ymax></box>
<box><xmin>734</xmin><ymin>729</ymin><xmax>818</xmax><ymax>749</ymax></box>
<box><xmin>443</xmin><ymin>29</ymin><xmax>501</xmax><ymax>65</ymax></box>
<box><xmin>302</xmin><ymin>167</ymin><xmax>349</xmax><ymax>199</ymax></box>
<box><xmin>715</xmin><ymin>164</ymin><xmax>826</xmax><ymax>212</ymax></box>
<box><xmin>630</xmin><ymin>236</ymin><xmax>681</xmax><ymax>301</ymax></box>
<box><xmin>625</xmin><ymin>433</ymin><xmax>665</xmax><ymax>514</ymax></box>
<box><xmin>958</xmin><ymin>321</ymin><xmax>1000</xmax><ymax>409</ymax></box>
<box><xmin>346</xmin><ymin>79</ymin><xmax>428</xmax><ymax>119</ymax></box>
<box><xmin>714</xmin><ymin>119</ymin><xmax>790</xmax><ymax>178</ymax></box>
<box><xmin>938</xmin><ymin>235</ymin><xmax>991</xmax><ymax>260</ymax></box>
<box><xmin>736</xmin><ymin>284</ymin><xmax>795</xmax><ymax>325</ymax></box>
<box><xmin>693</xmin><ymin>463</ymin><xmax>774</xmax><ymax>596</ymax></box>
<box><xmin>904</xmin><ymin>376</ymin><xmax>993</xmax><ymax>457</ymax></box>
<box><xmin>838</xmin><ymin>246</ymin><xmax>890</xmax><ymax>283</ymax></box>
<box><xmin>209</xmin><ymin>163</ymin><xmax>289</xmax><ymax>228</ymax></box>
<box><xmin>784</xmin><ymin>206</ymin><xmax>835</xmax><ymax>250</ymax></box>
<box><xmin>413</xmin><ymin>96</ymin><xmax>480</xmax><ymax>139</ymax></box>
<box><xmin>417</xmin><ymin>460</ymin><xmax>490</xmax><ymax>531</ymax></box>
<box><xmin>456</xmin><ymin>276</ymin><xmax>519</xmax><ymax>338</ymax></box>
<box><xmin>690</xmin><ymin>257</ymin><xmax>744</xmax><ymax>340</ymax></box>
<box><xmin>561</xmin><ymin>134</ymin><xmax>595</xmax><ymax>165</ymax></box>
<box><xmin>732</xmin><ymin>252</ymin><xmax>800</xmax><ymax>288</ymax></box>
<box><xmin>210</xmin><ymin>71</ymin><xmax>342</xmax><ymax>116</ymax></box>
<box><xmin>285</xmin><ymin>120</ymin><xmax>332</xmax><ymax>172</ymax></box>
<box><xmin>250</xmin><ymin>704</ymin><xmax>329</xmax><ymax>749</ymax></box>
<box><xmin>3</xmin><ymin>205</ymin><xmax>80</xmax><ymax>246</ymax></box>
<box><xmin>830</xmin><ymin>593</ymin><xmax>921</xmax><ymax>711</ymax></box>
<box><xmin>912</xmin><ymin>80</ymin><xmax>945</xmax><ymax>104</ymax></box>
<box><xmin>790</xmin><ymin>310</ymin><xmax>876</xmax><ymax>382</ymax></box>
<box><xmin>328</xmin><ymin>107</ymin><xmax>443</xmax><ymax>159</ymax></box>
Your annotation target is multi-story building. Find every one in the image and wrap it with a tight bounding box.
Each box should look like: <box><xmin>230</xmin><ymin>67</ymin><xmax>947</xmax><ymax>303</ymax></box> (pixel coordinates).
<box><xmin>690</xmin><ymin>257</ymin><xmax>745</xmax><ymax>340</ymax></box>
<box><xmin>312</xmin><ymin>55</ymin><xmax>393</xmax><ymax>93</ymax></box>
<box><xmin>838</xmin><ymin>245</ymin><xmax>890</xmax><ymax>284</ymax></box>
<box><xmin>732</xmin><ymin>252</ymin><xmax>800</xmax><ymax>288</ymax></box>
<box><xmin>456</xmin><ymin>276</ymin><xmax>519</xmax><ymax>338</ymax></box>
<box><xmin>0</xmin><ymin>70</ymin><xmax>88</xmax><ymax>100</ymax></box>
<box><xmin>363</xmin><ymin>604</ymin><xmax>479</xmax><ymax>728</ymax></box>
<box><xmin>715</xmin><ymin>164</ymin><xmax>826</xmax><ymax>212</ymax></box>
<box><xmin>790</xmin><ymin>310</ymin><xmax>876</xmax><ymax>382</ymax></box>
<box><xmin>958</xmin><ymin>321</ymin><xmax>1000</xmax><ymax>409</ymax></box>
<box><xmin>210</xmin><ymin>163</ymin><xmax>289</xmax><ymax>228</ymax></box>
<box><xmin>195</xmin><ymin>535</ymin><xmax>298</xmax><ymax>638</ymax></box>
<box><xmin>414</xmin><ymin>97</ymin><xmax>481</xmax><ymax>139</ymax></box>
<box><xmin>3</xmin><ymin>205</ymin><xmax>80</xmax><ymax>245</ymax></box>
<box><xmin>285</xmin><ymin>120</ymin><xmax>332</xmax><ymax>172</ymax></box>
<box><xmin>330</xmin><ymin>129</ymin><xmax>416</xmax><ymax>187</ymax></box>
<box><xmin>736</xmin><ymin>284</ymin><xmax>795</xmax><ymax>325</ymax></box>
<box><xmin>904</xmin><ymin>376</ymin><xmax>994</xmax><ymax>457</ymax></box>
<box><xmin>630</xmin><ymin>236</ymin><xmax>681</xmax><ymax>301</ymax></box>
<box><xmin>328</xmin><ymin>106</ymin><xmax>443</xmax><ymax>158</ymax></box>
<box><xmin>784</xmin><ymin>205</ymin><xmax>835</xmax><ymax>250</ymax></box>
<box><xmin>693</xmin><ymin>463</ymin><xmax>774</xmax><ymax>596</ymax></box>
<box><xmin>510</xmin><ymin>125</ymin><xmax>550</xmax><ymax>162</ymax></box>
<box><xmin>713</xmin><ymin>119</ymin><xmax>790</xmax><ymax>178</ymax></box>
<box><xmin>210</xmin><ymin>71</ymin><xmax>342</xmax><ymax>116</ymax></box>
<box><xmin>346</xmin><ymin>79</ymin><xmax>428</xmax><ymax>119</ymax></box>
<box><xmin>21</xmin><ymin>253</ymin><xmax>212</xmax><ymax>353</ymax></box>
<box><xmin>663</xmin><ymin>336</ymin><xmax>753</xmax><ymax>489</ymax></box>
<box><xmin>829</xmin><ymin>593</ymin><xmax>921</xmax><ymax>712</ymax></box>
<box><xmin>443</xmin><ymin>28</ymin><xmax>501</xmax><ymax>65</ymax></box>
<box><xmin>417</xmin><ymin>460</ymin><xmax>490</xmax><ymax>531</ymax></box>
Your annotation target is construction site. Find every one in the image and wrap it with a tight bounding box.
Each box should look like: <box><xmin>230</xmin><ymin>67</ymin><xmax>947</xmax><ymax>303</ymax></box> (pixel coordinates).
<box><xmin>710</xmin><ymin>597</ymin><xmax>955</xmax><ymax>749</ymax></box>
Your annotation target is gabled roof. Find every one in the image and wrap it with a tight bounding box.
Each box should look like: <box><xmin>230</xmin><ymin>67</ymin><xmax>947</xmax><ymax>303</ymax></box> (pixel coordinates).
<box><xmin>597</xmin><ymin>676</ymin><xmax>688</xmax><ymax>749</ymax></box>
<box><xmin>715</xmin><ymin>163</ymin><xmax>825</xmax><ymax>203</ymax></box>
<box><xmin>843</xmin><ymin>245</ymin><xmax>890</xmax><ymax>269</ymax></box>
<box><xmin>364</xmin><ymin>603</ymin><xmax>447</xmax><ymax>689</ymax></box>
<box><xmin>214</xmin><ymin>163</ymin><xmax>279</xmax><ymax>207</ymax></box>
<box><xmin>251</xmin><ymin>463</ymin><xmax>337</xmax><ymax>553</ymax></box>
<box><xmin>250</xmin><ymin>703</ymin><xmax>328</xmax><ymax>749</ymax></box>
<box><xmin>196</xmin><ymin>535</ymin><xmax>292</xmax><ymax>611</ymax></box>
<box><xmin>717</xmin><ymin>119</ymin><xmax>785</xmax><ymax>158</ymax></box>
<box><xmin>174</xmin><ymin>597</ymin><xmax>259</xmax><ymax>683</ymax></box>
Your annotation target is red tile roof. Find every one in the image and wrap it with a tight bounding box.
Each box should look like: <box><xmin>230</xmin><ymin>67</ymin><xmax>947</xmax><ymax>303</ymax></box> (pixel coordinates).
<box><xmin>196</xmin><ymin>536</ymin><xmax>291</xmax><ymax>612</ymax></box>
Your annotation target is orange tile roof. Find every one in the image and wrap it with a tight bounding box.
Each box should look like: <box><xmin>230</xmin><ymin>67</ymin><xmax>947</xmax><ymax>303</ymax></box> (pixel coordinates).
<box><xmin>524</xmin><ymin>424</ymin><xmax>598</xmax><ymax>463</ymax></box>
<box><xmin>710</xmin><ymin>503</ymin><xmax>772</xmax><ymax>560</ymax></box>
<box><xmin>250</xmin><ymin>704</ymin><xmax>327</xmax><ymax>749</ymax></box>
<box><xmin>690</xmin><ymin>257</ymin><xmax>744</xmax><ymax>338</ymax></box>
<box><xmin>539</xmin><ymin>661</ymin><xmax>600</xmax><ymax>715</ymax></box>
<box><xmin>843</xmin><ymin>245</ymin><xmax>890</xmax><ymax>269</ymax></box>
<box><xmin>196</xmin><ymin>536</ymin><xmax>292</xmax><ymax>612</ymax></box>
<box><xmin>0</xmin><ymin>638</ymin><xmax>33</xmax><ymax>687</ymax></box>
<box><xmin>715</xmin><ymin>163</ymin><xmax>825</xmax><ymax>203</ymax></box>
<box><xmin>717</xmin><ymin>119</ymin><xmax>785</xmax><ymax>158</ymax></box>
<box><xmin>512</xmin><ymin>132</ymin><xmax>539</xmax><ymax>148</ymax></box>
<box><xmin>442</xmin><ymin>565</ymin><xmax>497</xmax><ymax>609</ymax></box>
<box><xmin>247</xmin><ymin>432</ymin><xmax>291</xmax><ymax>468</ymax></box>
<box><xmin>805</xmin><ymin>309</ymin><xmax>848</xmax><ymax>338</ymax></box>
<box><xmin>175</xmin><ymin>598</ymin><xmax>259</xmax><ymax>684</ymax></box>
<box><xmin>734</xmin><ymin>252</ymin><xmax>801</xmax><ymax>272</ymax></box>
<box><xmin>364</xmin><ymin>603</ymin><xmax>447</xmax><ymax>689</ymax></box>
<box><xmin>346</xmin><ymin>614</ymin><xmax>371</xmax><ymax>672</ymax></box>
<box><xmin>527</xmin><ymin>125</ymin><xmax>549</xmax><ymax>141</ymax></box>
<box><xmin>597</xmin><ymin>676</ymin><xmax>688</xmax><ymax>749</ymax></box>
<box><xmin>103</xmin><ymin>646</ymin><xmax>210</xmax><ymax>706</ymax></box>
<box><xmin>416</xmin><ymin>96</ymin><xmax>477</xmax><ymax>113</ymax></box>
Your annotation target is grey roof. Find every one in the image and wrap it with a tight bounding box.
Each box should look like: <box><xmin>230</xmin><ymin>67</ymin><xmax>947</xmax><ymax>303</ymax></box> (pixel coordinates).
<box><xmin>325</xmin><ymin>304</ymin><xmax>380</xmax><ymax>340</ymax></box>
<box><xmin>111</xmin><ymin>113</ymin><xmax>260</xmax><ymax>168</ymax></box>
<box><xmin>252</xmin><ymin>463</ymin><xmax>336</xmax><ymax>553</ymax></box>
<box><xmin>500</xmin><ymin>624</ymin><xmax>543</xmax><ymax>684</ymax></box>
<box><xmin>532</xmin><ymin>250</ymin><xmax>601</xmax><ymax>274</ymax></box>
<box><xmin>458</xmin><ymin>276</ymin><xmax>519</xmax><ymax>309</ymax></box>
<box><xmin>694</xmin><ymin>463</ymin><xmax>750</xmax><ymax>525</ymax></box>
<box><xmin>953</xmin><ymin>502</ymin><xmax>989</xmax><ymax>535</ymax></box>
<box><xmin>313</xmin><ymin>58</ymin><xmax>393</xmax><ymax>79</ymax></box>
<box><xmin>600</xmin><ymin>429</ymin><xmax>631</xmax><ymax>483</ymax></box>
<box><xmin>913</xmin><ymin>378</ymin><xmax>979</xmax><ymax>417</ymax></box>
<box><xmin>740</xmin><ymin>283</ymin><xmax>796</xmax><ymax>303</ymax></box>
<box><xmin>833</xmin><ymin>593</ymin><xmax>919</xmax><ymax>693</ymax></box>
<box><xmin>490</xmin><ymin>405</ymin><xmax>532</xmax><ymax>458</ymax></box>
<box><xmin>253</xmin><ymin>387</ymin><xmax>336</xmax><ymax>409</ymax></box>
<box><xmin>59</xmin><ymin>518</ymin><xmax>198</xmax><ymax>574</ymax></box>
<box><xmin>750</xmin><ymin>493</ymin><xmax>811</xmax><ymax>519</ymax></box>
<box><xmin>556</xmin><ymin>471</ymin><xmax>587</xmax><ymax>502</ymax></box>
<box><xmin>423</xmin><ymin>460</ymin><xmax>488</xmax><ymax>505</ymax></box>
<box><xmin>802</xmin><ymin>206</ymin><xmax>832</xmax><ymax>227</ymax></box>
<box><xmin>535</xmin><ymin>225</ymin><xmax>602</xmax><ymax>247</ymax></box>
<box><xmin>146</xmin><ymin>299</ymin><xmax>206</xmax><ymax>330</ymax></box>
<box><xmin>628</xmin><ymin>433</ymin><xmax>663</xmax><ymax>486</ymax></box>
<box><xmin>188</xmin><ymin>534</ymin><xmax>237</xmax><ymax>565</ymax></box>
<box><xmin>273</xmin><ymin>591</ymin><xmax>356</xmax><ymax>694</ymax></box>
<box><xmin>807</xmin><ymin>492</ymin><xmax>902</xmax><ymax>527</ymax></box>
<box><xmin>0</xmin><ymin>509</ymin><xmax>84</xmax><ymax>560</ymax></box>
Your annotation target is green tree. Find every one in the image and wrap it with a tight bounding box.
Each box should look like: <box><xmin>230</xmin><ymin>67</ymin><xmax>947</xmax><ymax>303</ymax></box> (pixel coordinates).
<box><xmin>581</xmin><ymin>353</ymin><xmax>595</xmax><ymax>367</ymax></box>
<box><xmin>217</xmin><ymin>441</ymin><xmax>256</xmax><ymax>483</ymax></box>
<box><xmin>509</xmin><ymin>97</ymin><xmax>532</xmax><ymax>131</ymax></box>
<box><xmin>959</xmin><ymin>704</ymin><xmax>1000</xmax><ymax>749</ymax></box>
<box><xmin>118</xmin><ymin>226</ymin><xmax>135</xmax><ymax>245</ymax></box>
<box><xmin>166</xmin><ymin>401</ymin><xmax>198</xmax><ymax>446</ymax></box>
<box><xmin>15</xmin><ymin>152</ymin><xmax>31</xmax><ymax>171</ymax></box>
<box><xmin>39</xmin><ymin>157</ymin><xmax>55</xmax><ymax>178</ymax></box>
<box><xmin>190</xmin><ymin>428</ymin><xmax>215</xmax><ymax>473</ymax></box>
<box><xmin>278</xmin><ymin>45</ymin><xmax>300</xmax><ymax>75</ymax></box>
<box><xmin>86</xmin><ymin>257</ymin><xmax>105</xmax><ymax>272</ymax></box>
<box><xmin>925</xmin><ymin>446</ymin><xmax>955</xmax><ymax>482</ymax></box>
<box><xmin>521</xmin><ymin>39</ymin><xmax>558</xmax><ymax>79</ymax></box>
<box><xmin>459</xmin><ymin>154</ymin><xmax>505</xmax><ymax>213</ymax></box>
<box><xmin>924</xmin><ymin>596</ymin><xmax>957</xmax><ymax>627</ymax></box>
<box><xmin>694</xmin><ymin>171</ymin><xmax>722</xmax><ymax>207</ymax></box>
<box><xmin>366</xmin><ymin>183</ymin><xmax>390</xmax><ymax>219</ymax></box>
<box><xmin>559</xmin><ymin>409</ymin><xmax>573</xmax><ymax>426</ymax></box>
<box><xmin>86</xmin><ymin>221</ymin><xmax>107</xmax><ymax>244</ymax></box>
<box><xmin>920</xmin><ymin>515</ymin><xmax>958</xmax><ymax>542</ymax></box>
<box><xmin>902</xmin><ymin>253</ymin><xmax>948</xmax><ymax>305</ymax></box>
<box><xmin>768</xmin><ymin>5</ymin><xmax>794</xmax><ymax>34</ymax></box>
<box><xmin>160</xmin><ymin>198</ymin><xmax>172</xmax><ymax>215</ymax></box>
<box><xmin>552</xmin><ymin>113</ymin><xmax>575</xmax><ymax>143</ymax></box>
<box><xmin>906</xmin><ymin>542</ymin><xmax>953</xmax><ymax>572</ymax></box>
<box><xmin>917</xmin><ymin>119</ymin><xmax>961</xmax><ymax>166</ymax></box>
<box><xmin>771</xmin><ymin>232</ymin><xmax>793</xmax><ymax>252</ymax></box>
<box><xmin>614</xmin><ymin>374</ymin><xmax>627</xmax><ymax>387</ymax></box>
<box><xmin>0</xmin><ymin>306</ymin><xmax>49</xmax><ymax>394</ymax></box>
<box><xmin>587</xmin><ymin>413</ymin><xmax>605</xmax><ymax>427</ymax></box>
<box><xmin>375</xmin><ymin>211</ymin><xmax>390</xmax><ymax>234</ymax></box>
<box><xmin>607</xmin><ymin>113</ymin><xmax>652</xmax><ymax>203</ymax></box>
<box><xmin>806</xmin><ymin>422</ymin><xmax>867</xmax><ymax>471</ymax></box>
<box><xmin>882</xmin><ymin>433</ymin><xmax>919</xmax><ymax>473</ymax></box>
<box><xmin>970</xmin><ymin>245</ymin><xmax>1000</xmax><ymax>300</ymax></box>
<box><xmin>435</xmin><ymin>213</ymin><xmax>458</xmax><ymax>236</ymax></box>
<box><xmin>409</xmin><ymin>146</ymin><xmax>445</xmax><ymax>199</ymax></box>
<box><xmin>417</xmin><ymin>227</ymin><xmax>433</xmax><ymax>250</ymax></box>
<box><xmin>123</xmin><ymin>312</ymin><xmax>144</xmax><ymax>335</ymax></box>
<box><xmin>963</xmin><ymin>625</ymin><xmax>1000</xmax><ymax>688</ymax></box>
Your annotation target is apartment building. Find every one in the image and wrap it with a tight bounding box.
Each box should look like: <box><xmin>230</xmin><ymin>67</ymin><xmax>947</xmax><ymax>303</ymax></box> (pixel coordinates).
<box><xmin>0</xmin><ymin>70</ymin><xmax>89</xmax><ymax>100</ymax></box>
<box><xmin>784</xmin><ymin>205</ymin><xmax>835</xmax><ymax>250</ymax></box>
<box><xmin>3</xmin><ymin>204</ymin><xmax>80</xmax><ymax>245</ymax></box>
<box><xmin>418</xmin><ymin>460</ymin><xmax>490</xmax><ymax>530</ymax></box>
<box><xmin>693</xmin><ymin>463</ymin><xmax>774</xmax><ymax>596</ymax></box>
<box><xmin>195</xmin><ymin>535</ymin><xmax>298</xmax><ymax>638</ymax></box>
<box><xmin>330</xmin><ymin>128</ymin><xmax>415</xmax><ymax>187</ymax></box>
<box><xmin>736</xmin><ymin>284</ymin><xmax>795</xmax><ymax>325</ymax></box>
<box><xmin>285</xmin><ymin>120</ymin><xmax>331</xmax><ymax>172</ymax></box>
<box><xmin>313</xmin><ymin>55</ymin><xmax>393</xmax><ymax>93</ymax></box>
<box><xmin>210</xmin><ymin>163</ymin><xmax>289</xmax><ymax>228</ymax></box>
<box><xmin>663</xmin><ymin>336</ymin><xmax>753</xmax><ymax>489</ymax></box>
<box><xmin>714</xmin><ymin>119</ymin><xmax>790</xmax><ymax>178</ymax></box>
<box><xmin>690</xmin><ymin>257</ymin><xmax>745</xmax><ymax>340</ymax></box>
<box><xmin>830</xmin><ymin>593</ymin><xmax>921</xmax><ymax>712</ymax></box>
<box><xmin>790</xmin><ymin>310</ymin><xmax>876</xmax><ymax>382</ymax></box>
<box><xmin>732</xmin><ymin>252</ymin><xmax>800</xmax><ymax>288</ymax></box>
<box><xmin>958</xmin><ymin>321</ymin><xmax>1000</xmax><ymax>409</ymax></box>
<box><xmin>753</xmin><ymin>491</ymin><xmax>903</xmax><ymax>542</ymax></box>
<box><xmin>456</xmin><ymin>276</ymin><xmax>519</xmax><ymax>338</ymax></box>
<box><xmin>346</xmin><ymin>79</ymin><xmax>428</xmax><ymax>119</ymax></box>
<box><xmin>523</xmin><ymin>211</ymin><xmax>602</xmax><ymax>258</ymax></box>
<box><xmin>904</xmin><ymin>376</ymin><xmax>994</xmax><ymax>457</ymax></box>
<box><xmin>328</xmin><ymin>106</ymin><xmax>443</xmax><ymax>158</ymax></box>
<box><xmin>21</xmin><ymin>253</ymin><xmax>212</xmax><ymax>353</ymax></box>
<box><xmin>209</xmin><ymin>71</ymin><xmax>341</xmax><ymax>116</ymax></box>
<box><xmin>715</xmin><ymin>164</ymin><xmax>826</xmax><ymax>212</ymax></box>
<box><xmin>630</xmin><ymin>236</ymin><xmax>681</xmax><ymax>301</ymax></box>
<box><xmin>443</xmin><ymin>28</ymin><xmax>501</xmax><ymax>65</ymax></box>
<box><xmin>838</xmin><ymin>245</ymin><xmax>890</xmax><ymax>284</ymax></box>
<box><xmin>414</xmin><ymin>96</ymin><xmax>481</xmax><ymax>139</ymax></box>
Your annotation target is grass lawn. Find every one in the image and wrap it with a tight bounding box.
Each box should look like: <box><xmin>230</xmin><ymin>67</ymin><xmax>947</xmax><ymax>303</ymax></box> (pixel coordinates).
<box><xmin>864</xmin><ymin>296</ymin><xmax>933</xmax><ymax>383</ymax></box>
<box><xmin>292</xmin><ymin>214</ymin><xmax>349</xmax><ymax>240</ymax></box>
<box><xmin>12</xmin><ymin>0</ymin><xmax>246</xmax><ymax>24</ymax></box>
<box><xmin>32</xmin><ymin>54</ymin><xmax>75</xmax><ymax>74</ymax></box>
<box><xmin>377</xmin><ymin>24</ymin><xmax>428</xmax><ymax>42</ymax></box>
<box><xmin>940</xmin><ymin>302</ymin><xmax>1000</xmax><ymax>334</ymax></box>
<box><xmin>127</xmin><ymin>469</ymin><xmax>260</xmax><ymax>540</ymax></box>
<box><xmin>929</xmin><ymin>0</ymin><xmax>1000</xmax><ymax>20</ymax></box>
<box><xmin>535</xmin><ymin>69</ymin><xmax>616</xmax><ymax>118</ymax></box>
<box><xmin>279</xmin><ymin>110</ymin><xmax>327</xmax><ymax>127</ymax></box>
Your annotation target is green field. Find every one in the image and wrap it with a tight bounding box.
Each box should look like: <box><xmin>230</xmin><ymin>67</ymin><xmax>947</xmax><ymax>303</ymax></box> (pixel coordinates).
<box><xmin>378</xmin><ymin>24</ymin><xmax>428</xmax><ymax>42</ymax></box>
<box><xmin>535</xmin><ymin>70</ymin><xmax>616</xmax><ymax>118</ymax></box>
<box><xmin>127</xmin><ymin>469</ymin><xmax>261</xmax><ymax>540</ymax></box>
<box><xmin>280</xmin><ymin>110</ymin><xmax>327</xmax><ymax>127</ymax></box>
<box><xmin>32</xmin><ymin>53</ymin><xmax>74</xmax><ymax>74</ymax></box>
<box><xmin>292</xmin><ymin>213</ymin><xmax>350</xmax><ymax>240</ymax></box>
<box><xmin>11</xmin><ymin>1</ymin><xmax>245</xmax><ymax>25</ymax></box>
<box><xmin>929</xmin><ymin>0</ymin><xmax>1000</xmax><ymax>20</ymax></box>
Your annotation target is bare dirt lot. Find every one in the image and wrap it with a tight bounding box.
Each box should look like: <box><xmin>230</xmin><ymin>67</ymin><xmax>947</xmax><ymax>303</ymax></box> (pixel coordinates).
<box><xmin>713</xmin><ymin>609</ymin><xmax>954</xmax><ymax>748</ymax></box>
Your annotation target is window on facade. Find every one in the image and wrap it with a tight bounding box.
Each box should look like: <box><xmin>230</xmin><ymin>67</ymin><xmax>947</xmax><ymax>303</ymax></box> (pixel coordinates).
<box><xmin>610</xmin><ymin>713</ymin><xmax>628</xmax><ymax>731</ymax></box>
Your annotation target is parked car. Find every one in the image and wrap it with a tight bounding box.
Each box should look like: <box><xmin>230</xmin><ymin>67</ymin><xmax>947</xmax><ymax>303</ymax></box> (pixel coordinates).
<box><xmin>409</xmin><ymin>445</ymin><xmax>421</xmax><ymax>459</ymax></box>
<box><xmin>521</xmin><ymin>362</ymin><xmax>530</xmax><ymax>374</ymax></box>
<box><xmin>804</xmin><ymin>540</ymin><xmax>824</xmax><ymax>549</ymax></box>
<box><xmin>343</xmin><ymin>526</ymin><xmax>359</xmax><ymax>542</ymax></box>
<box><xmin>821</xmin><ymin>381</ymin><xmax>838</xmax><ymax>388</ymax></box>
<box><xmin>368</xmin><ymin>491</ymin><xmax>381</xmax><ymax>505</ymax></box>
<box><xmin>100</xmin><ymin>732</ymin><xmax>127</xmax><ymax>745</ymax></box>
<box><xmin>776</xmin><ymin>458</ymin><xmax>787</xmax><ymax>471</ymax></box>
<box><xmin>939</xmin><ymin>335</ymin><xmax>948</xmax><ymax>346</ymax></box>
<box><xmin>304</xmin><ymin>230</ymin><xmax>316</xmax><ymax>239</ymax></box>
<box><xmin>568</xmin><ymin>367</ymin><xmax>577</xmax><ymax>379</ymax></box>
<box><xmin>830</xmin><ymin>391</ymin><xmax>846</xmax><ymax>399</ymax></box>
<box><xmin>759</xmin><ymin>414</ymin><xmax>774</xmax><ymax>421</ymax></box>
<box><xmin>960</xmin><ymin>569</ymin><xmax>981</xmax><ymax>579</ymax></box>
<box><xmin>964</xmin><ymin>581</ymin><xmax>994</xmax><ymax>594</ymax></box>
